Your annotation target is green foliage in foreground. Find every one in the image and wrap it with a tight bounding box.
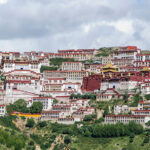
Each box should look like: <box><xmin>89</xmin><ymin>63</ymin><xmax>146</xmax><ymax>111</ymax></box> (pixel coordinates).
<box><xmin>0</xmin><ymin>128</ymin><xmax>26</xmax><ymax>150</ymax></box>
<box><xmin>78</xmin><ymin>121</ymin><xmax>143</xmax><ymax>138</ymax></box>
<box><xmin>0</xmin><ymin>116</ymin><xmax>18</xmax><ymax>130</ymax></box>
<box><xmin>26</xmin><ymin>118</ymin><xmax>35</xmax><ymax>128</ymax></box>
<box><xmin>70</xmin><ymin>134</ymin><xmax>149</xmax><ymax>150</ymax></box>
<box><xmin>40</xmin><ymin>66</ymin><xmax>58</xmax><ymax>73</ymax></box>
<box><xmin>30</xmin><ymin>133</ymin><xmax>56</xmax><ymax>150</ymax></box>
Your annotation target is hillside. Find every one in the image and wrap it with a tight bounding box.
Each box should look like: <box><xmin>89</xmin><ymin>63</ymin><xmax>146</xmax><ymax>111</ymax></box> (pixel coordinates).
<box><xmin>0</xmin><ymin>114</ymin><xmax>150</xmax><ymax>150</ymax></box>
<box><xmin>95</xmin><ymin>47</ymin><xmax>116</xmax><ymax>57</ymax></box>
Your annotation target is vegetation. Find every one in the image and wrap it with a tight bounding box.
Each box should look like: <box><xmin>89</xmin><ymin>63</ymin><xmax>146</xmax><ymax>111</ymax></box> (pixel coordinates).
<box><xmin>78</xmin><ymin>121</ymin><xmax>143</xmax><ymax>138</ymax></box>
<box><xmin>144</xmin><ymin>94</ymin><xmax>150</xmax><ymax>100</ymax></box>
<box><xmin>96</xmin><ymin>47</ymin><xmax>115</xmax><ymax>57</ymax></box>
<box><xmin>83</xmin><ymin>115</ymin><xmax>93</xmax><ymax>121</ymax></box>
<box><xmin>30</xmin><ymin>102</ymin><xmax>43</xmax><ymax>114</ymax></box>
<box><xmin>64</xmin><ymin>136</ymin><xmax>71</xmax><ymax>145</ymax></box>
<box><xmin>130</xmin><ymin>93</ymin><xmax>143</xmax><ymax>107</ymax></box>
<box><xmin>40</xmin><ymin>66</ymin><xmax>58</xmax><ymax>73</ymax></box>
<box><xmin>26</xmin><ymin>118</ymin><xmax>35</xmax><ymax>128</ymax></box>
<box><xmin>0</xmin><ymin>128</ymin><xmax>26</xmax><ymax>150</ymax></box>
<box><xmin>50</xmin><ymin>58</ymin><xmax>76</xmax><ymax>67</ymax></box>
<box><xmin>70</xmin><ymin>93</ymin><xmax>96</xmax><ymax>100</ymax></box>
<box><xmin>37</xmin><ymin>121</ymin><xmax>47</xmax><ymax>128</ymax></box>
<box><xmin>53</xmin><ymin>99</ymin><xmax>58</xmax><ymax>104</ymax></box>
<box><xmin>6</xmin><ymin>99</ymin><xmax>29</xmax><ymax>114</ymax></box>
<box><xmin>6</xmin><ymin>99</ymin><xmax>43</xmax><ymax>114</ymax></box>
<box><xmin>0</xmin><ymin>116</ymin><xmax>18</xmax><ymax>130</ymax></box>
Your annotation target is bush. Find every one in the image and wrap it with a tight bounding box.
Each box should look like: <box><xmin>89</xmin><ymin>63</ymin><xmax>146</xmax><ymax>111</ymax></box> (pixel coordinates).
<box><xmin>145</xmin><ymin>94</ymin><xmax>150</xmax><ymax>100</ymax></box>
<box><xmin>83</xmin><ymin>115</ymin><xmax>93</xmax><ymax>121</ymax></box>
<box><xmin>64</xmin><ymin>136</ymin><xmax>71</xmax><ymax>145</ymax></box>
<box><xmin>28</xmin><ymin>141</ymin><xmax>34</xmax><ymax>146</ymax></box>
<box><xmin>141</xmin><ymin>142</ymin><xmax>144</xmax><ymax>146</ymax></box>
<box><xmin>95</xmin><ymin>118</ymin><xmax>104</xmax><ymax>123</ymax></box>
<box><xmin>146</xmin><ymin>120</ymin><xmax>150</xmax><ymax>126</ymax></box>
<box><xmin>71</xmin><ymin>148</ymin><xmax>77</xmax><ymax>150</ymax></box>
<box><xmin>30</xmin><ymin>102</ymin><xmax>43</xmax><ymax>114</ymax></box>
<box><xmin>62</xmin><ymin>128</ymin><xmax>72</xmax><ymax>135</ymax></box>
<box><xmin>129</xmin><ymin>133</ymin><xmax>135</xmax><ymax>139</ymax></box>
<box><xmin>37</xmin><ymin>121</ymin><xmax>47</xmax><ymax>128</ymax></box>
<box><xmin>143</xmin><ymin>137</ymin><xmax>149</xmax><ymax>143</ymax></box>
<box><xmin>0</xmin><ymin>116</ymin><xmax>19</xmax><ymax>130</ymax></box>
<box><xmin>129</xmin><ymin>138</ymin><xmax>133</xmax><ymax>143</ymax></box>
<box><xmin>21</xmin><ymin>116</ymin><xmax>26</xmax><ymax>120</ymax></box>
<box><xmin>26</xmin><ymin>118</ymin><xmax>35</xmax><ymax>128</ymax></box>
<box><xmin>78</xmin><ymin>121</ymin><xmax>144</xmax><ymax>138</ymax></box>
<box><xmin>40</xmin><ymin>66</ymin><xmax>58</xmax><ymax>73</ymax></box>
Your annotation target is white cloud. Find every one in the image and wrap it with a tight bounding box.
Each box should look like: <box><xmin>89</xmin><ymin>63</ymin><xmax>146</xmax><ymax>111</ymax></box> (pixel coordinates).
<box><xmin>0</xmin><ymin>0</ymin><xmax>149</xmax><ymax>51</ymax></box>
<box><xmin>0</xmin><ymin>0</ymin><xmax>7</xmax><ymax>4</ymax></box>
<box><xmin>110</xmin><ymin>20</ymin><xmax>134</xmax><ymax>34</ymax></box>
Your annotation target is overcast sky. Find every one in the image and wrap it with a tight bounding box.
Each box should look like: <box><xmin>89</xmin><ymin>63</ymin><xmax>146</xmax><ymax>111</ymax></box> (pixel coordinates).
<box><xmin>0</xmin><ymin>0</ymin><xmax>149</xmax><ymax>52</ymax></box>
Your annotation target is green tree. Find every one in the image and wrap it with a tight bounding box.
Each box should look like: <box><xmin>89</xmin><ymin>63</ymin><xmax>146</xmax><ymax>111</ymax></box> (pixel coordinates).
<box><xmin>123</xmin><ymin>92</ymin><xmax>129</xmax><ymax>103</ymax></box>
<box><xmin>6</xmin><ymin>104</ymin><xmax>14</xmax><ymax>114</ymax></box>
<box><xmin>145</xmin><ymin>120</ymin><xmax>150</xmax><ymax>126</ymax></box>
<box><xmin>53</xmin><ymin>99</ymin><xmax>58</xmax><ymax>104</ymax></box>
<box><xmin>50</xmin><ymin>58</ymin><xmax>75</xmax><ymax>67</ymax></box>
<box><xmin>143</xmin><ymin>137</ymin><xmax>149</xmax><ymax>143</ymax></box>
<box><xmin>40</xmin><ymin>66</ymin><xmax>58</xmax><ymax>73</ymax></box>
<box><xmin>64</xmin><ymin>136</ymin><xmax>71</xmax><ymax>145</ymax></box>
<box><xmin>83</xmin><ymin>115</ymin><xmax>93</xmax><ymax>121</ymax></box>
<box><xmin>103</xmin><ymin>106</ymin><xmax>109</xmax><ymax>116</ymax></box>
<box><xmin>26</xmin><ymin>118</ymin><xmax>35</xmax><ymax>128</ymax></box>
<box><xmin>13</xmin><ymin>99</ymin><xmax>29</xmax><ymax>113</ymax></box>
<box><xmin>145</xmin><ymin>94</ymin><xmax>150</xmax><ymax>100</ymax></box>
<box><xmin>130</xmin><ymin>93</ymin><xmax>143</xmax><ymax>107</ymax></box>
<box><xmin>30</xmin><ymin>102</ymin><xmax>43</xmax><ymax>113</ymax></box>
<box><xmin>37</xmin><ymin>121</ymin><xmax>47</xmax><ymax>128</ymax></box>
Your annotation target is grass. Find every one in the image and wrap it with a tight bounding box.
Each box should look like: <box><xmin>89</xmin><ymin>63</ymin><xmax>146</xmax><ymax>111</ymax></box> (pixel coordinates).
<box><xmin>71</xmin><ymin>134</ymin><xmax>150</xmax><ymax>150</ymax></box>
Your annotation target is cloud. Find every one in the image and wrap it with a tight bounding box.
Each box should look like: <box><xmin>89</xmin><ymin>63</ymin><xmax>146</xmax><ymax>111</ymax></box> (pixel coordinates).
<box><xmin>0</xmin><ymin>0</ymin><xmax>149</xmax><ymax>52</ymax></box>
<box><xmin>0</xmin><ymin>0</ymin><xmax>7</xmax><ymax>4</ymax></box>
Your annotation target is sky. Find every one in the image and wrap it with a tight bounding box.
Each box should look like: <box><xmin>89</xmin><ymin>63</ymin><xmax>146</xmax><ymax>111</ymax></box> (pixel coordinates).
<box><xmin>0</xmin><ymin>0</ymin><xmax>149</xmax><ymax>52</ymax></box>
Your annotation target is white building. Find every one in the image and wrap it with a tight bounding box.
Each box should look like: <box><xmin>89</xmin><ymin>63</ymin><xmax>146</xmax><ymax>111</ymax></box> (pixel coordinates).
<box><xmin>114</xmin><ymin>105</ymin><xmax>130</xmax><ymax>115</ymax></box>
<box><xmin>61</xmin><ymin>62</ymin><xmax>84</xmax><ymax>71</ymax></box>
<box><xmin>104</xmin><ymin>115</ymin><xmax>150</xmax><ymax>126</ymax></box>
<box><xmin>0</xmin><ymin>105</ymin><xmax>6</xmax><ymax>116</ymax></box>
<box><xmin>4</xmin><ymin>89</ymin><xmax>39</xmax><ymax>104</ymax></box>
<box><xmin>32</xmin><ymin>97</ymin><xmax>53</xmax><ymax>110</ymax></box>
<box><xmin>3</xmin><ymin>60</ymin><xmax>41</xmax><ymax>73</ymax></box>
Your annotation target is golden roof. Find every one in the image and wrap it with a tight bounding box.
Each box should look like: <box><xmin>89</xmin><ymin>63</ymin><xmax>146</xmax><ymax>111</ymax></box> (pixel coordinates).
<box><xmin>141</xmin><ymin>67</ymin><xmax>150</xmax><ymax>72</ymax></box>
<box><xmin>103</xmin><ymin>63</ymin><xmax>116</xmax><ymax>69</ymax></box>
<box><xmin>101</xmin><ymin>63</ymin><xmax>117</xmax><ymax>73</ymax></box>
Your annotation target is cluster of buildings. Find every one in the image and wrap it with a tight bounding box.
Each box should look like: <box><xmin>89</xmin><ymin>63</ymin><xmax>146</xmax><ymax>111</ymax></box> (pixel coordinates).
<box><xmin>0</xmin><ymin>46</ymin><xmax>150</xmax><ymax>125</ymax></box>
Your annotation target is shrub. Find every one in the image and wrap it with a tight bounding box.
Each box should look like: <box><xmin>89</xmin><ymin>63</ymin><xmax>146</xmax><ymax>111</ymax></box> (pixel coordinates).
<box><xmin>129</xmin><ymin>133</ymin><xmax>135</xmax><ymax>139</ymax></box>
<box><xmin>21</xmin><ymin>116</ymin><xmax>26</xmax><ymax>120</ymax></box>
<box><xmin>83</xmin><ymin>115</ymin><xmax>93</xmax><ymax>121</ymax></box>
<box><xmin>143</xmin><ymin>137</ymin><xmax>149</xmax><ymax>143</ymax></box>
<box><xmin>64</xmin><ymin>136</ymin><xmax>71</xmax><ymax>145</ymax></box>
<box><xmin>26</xmin><ymin>118</ymin><xmax>35</xmax><ymax>128</ymax></box>
<box><xmin>37</xmin><ymin>121</ymin><xmax>47</xmax><ymax>128</ymax></box>
<box><xmin>28</xmin><ymin>141</ymin><xmax>34</xmax><ymax>146</ymax></box>
<box><xmin>129</xmin><ymin>138</ymin><xmax>133</xmax><ymax>143</ymax></box>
